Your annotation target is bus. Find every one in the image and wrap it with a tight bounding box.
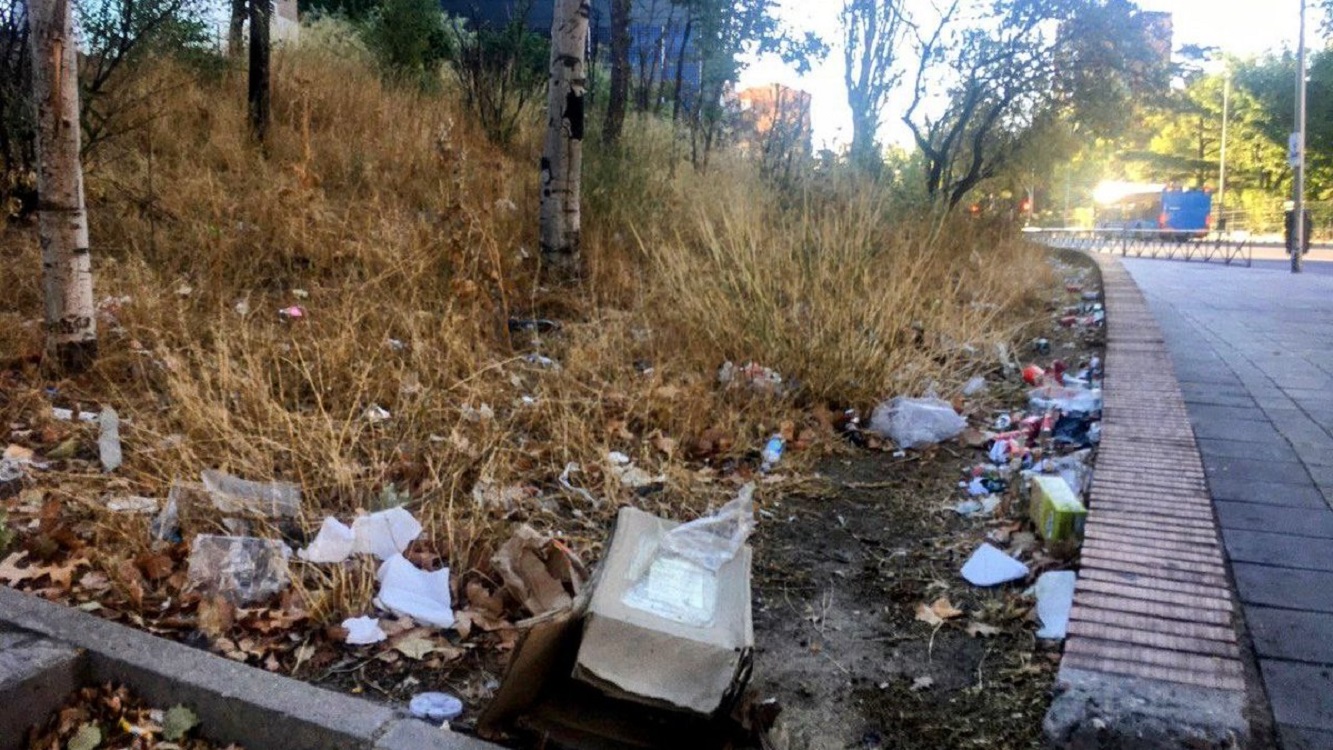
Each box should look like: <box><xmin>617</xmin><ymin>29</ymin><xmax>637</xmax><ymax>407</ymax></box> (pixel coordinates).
<box><xmin>1095</xmin><ymin>185</ymin><xmax>1213</xmax><ymax>241</ymax></box>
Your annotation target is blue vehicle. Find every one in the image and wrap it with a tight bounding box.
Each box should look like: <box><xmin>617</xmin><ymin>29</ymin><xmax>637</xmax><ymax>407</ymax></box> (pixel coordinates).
<box><xmin>1097</xmin><ymin>187</ymin><xmax>1213</xmax><ymax>241</ymax></box>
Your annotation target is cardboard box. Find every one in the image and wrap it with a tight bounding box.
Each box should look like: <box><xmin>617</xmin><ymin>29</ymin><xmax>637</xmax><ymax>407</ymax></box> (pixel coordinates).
<box><xmin>1030</xmin><ymin>474</ymin><xmax>1088</xmax><ymax>543</ymax></box>
<box><xmin>572</xmin><ymin>507</ymin><xmax>753</xmax><ymax>716</ymax></box>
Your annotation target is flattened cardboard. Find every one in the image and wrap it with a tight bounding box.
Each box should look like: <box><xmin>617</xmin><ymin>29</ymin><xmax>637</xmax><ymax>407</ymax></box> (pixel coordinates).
<box><xmin>572</xmin><ymin>507</ymin><xmax>753</xmax><ymax>716</ymax></box>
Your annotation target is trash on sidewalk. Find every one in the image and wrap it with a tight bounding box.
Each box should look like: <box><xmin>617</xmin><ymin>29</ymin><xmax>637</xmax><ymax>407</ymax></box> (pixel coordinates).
<box><xmin>1028</xmin><ymin>385</ymin><xmax>1102</xmax><ymax>416</ymax></box>
<box><xmin>375</xmin><ymin>553</ymin><xmax>454</xmax><ymax>628</ymax></box>
<box><xmin>98</xmin><ymin>407</ymin><xmax>122</xmax><ymax>472</ymax></box>
<box><xmin>607</xmin><ymin>452</ymin><xmax>665</xmax><ymax>492</ymax></box>
<box><xmin>493</xmin><ymin>525</ymin><xmax>586</xmax><ymax>618</ymax></box>
<box><xmin>1041</xmin><ymin>450</ymin><xmax>1094</xmax><ymax>498</ymax></box>
<box><xmin>51</xmin><ymin>407</ymin><xmax>99</xmax><ymax>422</ymax></box>
<box><xmin>1031</xmin><ymin>571</ymin><xmax>1077</xmax><ymax>640</ymax></box>
<box><xmin>961</xmin><ymin>543</ymin><xmax>1029</xmax><ymax>587</ymax></box>
<box><xmin>201</xmin><ymin>470</ymin><xmax>301</xmax><ymax>519</ymax></box>
<box><xmin>868</xmin><ymin>396</ymin><xmax>967</xmax><ymax>450</ymax></box>
<box><xmin>479</xmin><ymin>487</ymin><xmax>757</xmax><ymax>746</ymax></box>
<box><xmin>954</xmin><ymin>495</ymin><xmax>1000</xmax><ymax>518</ymax></box>
<box><xmin>1029</xmin><ymin>474</ymin><xmax>1088</xmax><ymax>543</ymax></box>
<box><xmin>362</xmin><ymin>404</ymin><xmax>391</xmax><ymax>423</ymax></box>
<box><xmin>760</xmin><ymin>436</ymin><xmax>785</xmax><ymax>472</ymax></box>
<box><xmin>1022</xmin><ymin>365</ymin><xmax>1046</xmax><ymax>386</ymax></box>
<box><xmin>299</xmin><ymin>508</ymin><xmax>423</xmax><ymax>562</ymax></box>
<box><xmin>352</xmin><ymin>507</ymin><xmax>423</xmax><ymax>560</ymax></box>
<box><xmin>342</xmin><ymin>615</ymin><xmax>387</xmax><ymax>645</ymax></box>
<box><xmin>574</xmin><ymin>484</ymin><xmax>754</xmax><ymax>714</ymax></box>
<box><xmin>278</xmin><ymin>305</ymin><xmax>306</xmax><ymax>320</ymax></box>
<box><xmin>298</xmin><ymin>517</ymin><xmax>356</xmax><ymax>563</ymax></box>
<box><xmin>106</xmin><ymin>496</ymin><xmax>158</xmax><ymax>514</ymax></box>
<box><xmin>962</xmin><ymin>376</ymin><xmax>988</xmax><ymax>397</ymax></box>
<box><xmin>410</xmin><ymin>692</ymin><xmax>464</xmax><ymax>723</ymax></box>
<box><xmin>186</xmin><ymin>534</ymin><xmax>292</xmax><ymax>604</ymax></box>
<box><xmin>558</xmin><ymin>463</ymin><xmax>599</xmax><ymax>506</ymax></box>
<box><xmin>151</xmin><ymin>484</ymin><xmax>187</xmax><ymax>542</ymax></box>
<box><xmin>718</xmin><ymin>361</ymin><xmax>785</xmax><ymax>396</ymax></box>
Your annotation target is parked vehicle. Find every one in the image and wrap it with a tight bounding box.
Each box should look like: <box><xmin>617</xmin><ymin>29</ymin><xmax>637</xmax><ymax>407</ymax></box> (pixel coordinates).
<box><xmin>1096</xmin><ymin>187</ymin><xmax>1212</xmax><ymax>241</ymax></box>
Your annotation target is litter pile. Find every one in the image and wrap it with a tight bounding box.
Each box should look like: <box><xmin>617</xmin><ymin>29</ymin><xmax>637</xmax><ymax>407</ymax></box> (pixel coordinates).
<box><xmin>946</xmin><ymin>269</ymin><xmax>1103</xmax><ymax>641</ymax></box>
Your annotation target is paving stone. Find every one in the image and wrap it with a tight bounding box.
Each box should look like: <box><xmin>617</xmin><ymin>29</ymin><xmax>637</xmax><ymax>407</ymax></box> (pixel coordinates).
<box><xmin>1184</xmin><ymin>404</ymin><xmax>1271</xmax><ymax>425</ymax></box>
<box><xmin>1261</xmin><ymin>660</ymin><xmax>1333</xmax><ymax>732</ymax></box>
<box><xmin>1196</xmin><ymin>438</ymin><xmax>1303</xmax><ymax>463</ymax></box>
<box><xmin>1214</xmin><ymin>501</ymin><xmax>1333</xmax><ymax>538</ymax></box>
<box><xmin>1223</xmin><ymin>528</ymin><xmax>1333</xmax><ymax>572</ymax></box>
<box><xmin>1188</xmin><ymin>417</ymin><xmax>1283</xmax><ymax>443</ymax></box>
<box><xmin>1247</xmin><ymin>606</ymin><xmax>1333</xmax><ymax>663</ymax></box>
<box><xmin>1305</xmin><ymin>464</ymin><xmax>1333</xmax><ymax>487</ymax></box>
<box><xmin>1233</xmin><ymin>563</ymin><xmax>1333</xmax><ymax>612</ymax></box>
<box><xmin>1279</xmin><ymin>725</ymin><xmax>1333</xmax><ymax>750</ymax></box>
<box><xmin>1202</xmin><ymin>457</ymin><xmax>1312</xmax><ymax>486</ymax></box>
<box><xmin>1206</xmin><ymin>476</ymin><xmax>1328</xmax><ymax>507</ymax></box>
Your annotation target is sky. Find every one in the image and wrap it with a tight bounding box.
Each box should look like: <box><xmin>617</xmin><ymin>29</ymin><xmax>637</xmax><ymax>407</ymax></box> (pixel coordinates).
<box><xmin>738</xmin><ymin>0</ymin><xmax>1312</xmax><ymax>150</ymax></box>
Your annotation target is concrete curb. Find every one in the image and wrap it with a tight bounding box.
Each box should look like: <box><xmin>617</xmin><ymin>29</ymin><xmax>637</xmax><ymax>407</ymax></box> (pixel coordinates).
<box><xmin>1043</xmin><ymin>253</ymin><xmax>1251</xmax><ymax>749</ymax></box>
<box><xmin>0</xmin><ymin>586</ymin><xmax>499</xmax><ymax>750</ymax></box>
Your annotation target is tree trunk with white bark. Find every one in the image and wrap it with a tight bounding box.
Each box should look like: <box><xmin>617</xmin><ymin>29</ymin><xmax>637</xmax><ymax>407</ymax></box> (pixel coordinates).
<box><xmin>28</xmin><ymin>0</ymin><xmax>96</xmax><ymax>371</ymax></box>
<box><xmin>539</xmin><ymin>0</ymin><xmax>589</xmax><ymax>272</ymax></box>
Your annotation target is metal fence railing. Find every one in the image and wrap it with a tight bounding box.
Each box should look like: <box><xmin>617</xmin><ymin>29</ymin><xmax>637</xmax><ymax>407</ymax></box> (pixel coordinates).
<box><xmin>1024</xmin><ymin>228</ymin><xmax>1253</xmax><ymax>267</ymax></box>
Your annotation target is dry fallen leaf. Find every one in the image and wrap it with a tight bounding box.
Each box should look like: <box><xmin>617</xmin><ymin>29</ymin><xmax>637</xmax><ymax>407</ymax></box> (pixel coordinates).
<box><xmin>198</xmin><ymin>596</ymin><xmax>236</xmax><ymax>638</ymax></box>
<box><xmin>392</xmin><ymin>633</ymin><xmax>439</xmax><ymax>661</ymax></box>
<box><xmin>0</xmin><ymin>552</ymin><xmax>42</xmax><ymax>585</ymax></box>
<box><xmin>3</xmin><ymin>444</ymin><xmax>34</xmax><ymax>461</ymax></box>
<box><xmin>916</xmin><ymin>597</ymin><xmax>964</xmax><ymax>626</ymax></box>
<box><xmin>931</xmin><ymin>597</ymin><xmax>964</xmax><ymax>620</ymax></box>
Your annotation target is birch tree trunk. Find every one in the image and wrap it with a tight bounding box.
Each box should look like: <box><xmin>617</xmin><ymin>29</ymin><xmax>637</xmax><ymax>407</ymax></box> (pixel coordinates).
<box><xmin>28</xmin><ymin>0</ymin><xmax>97</xmax><ymax>372</ymax></box>
<box><xmin>248</xmin><ymin>0</ymin><xmax>271</xmax><ymax>141</ymax></box>
<box><xmin>539</xmin><ymin>0</ymin><xmax>589</xmax><ymax>271</ymax></box>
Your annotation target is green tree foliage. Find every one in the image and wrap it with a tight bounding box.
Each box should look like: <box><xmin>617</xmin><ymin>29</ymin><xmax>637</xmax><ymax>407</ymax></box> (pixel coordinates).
<box><xmin>362</xmin><ymin>0</ymin><xmax>451</xmax><ymax>85</ymax></box>
<box><xmin>447</xmin><ymin>14</ymin><xmax>548</xmax><ymax>144</ymax></box>
<box><xmin>902</xmin><ymin>0</ymin><xmax>1168</xmax><ymax>209</ymax></box>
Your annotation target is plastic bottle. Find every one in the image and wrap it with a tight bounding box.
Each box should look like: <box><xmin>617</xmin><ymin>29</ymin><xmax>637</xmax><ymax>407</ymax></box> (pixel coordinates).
<box><xmin>761</xmin><ymin>436</ymin><xmax>785</xmax><ymax>472</ymax></box>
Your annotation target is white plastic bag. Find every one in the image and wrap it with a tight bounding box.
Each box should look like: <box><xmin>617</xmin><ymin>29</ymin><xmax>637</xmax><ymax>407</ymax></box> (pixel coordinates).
<box><xmin>351</xmin><ymin>507</ymin><xmax>422</xmax><ymax>560</ymax></box>
<box><xmin>659</xmin><ymin>484</ymin><xmax>755</xmax><ymax>572</ymax></box>
<box><xmin>299</xmin><ymin>517</ymin><xmax>356</xmax><ymax>563</ymax></box>
<box><xmin>868</xmin><ymin>397</ymin><xmax>967</xmax><ymax>449</ymax></box>
<box><xmin>342</xmin><ymin>615</ymin><xmax>387</xmax><ymax>645</ymax></box>
<box><xmin>1028</xmin><ymin>386</ymin><xmax>1103</xmax><ymax>416</ymax></box>
<box><xmin>375</xmin><ymin>554</ymin><xmax>454</xmax><ymax>628</ymax></box>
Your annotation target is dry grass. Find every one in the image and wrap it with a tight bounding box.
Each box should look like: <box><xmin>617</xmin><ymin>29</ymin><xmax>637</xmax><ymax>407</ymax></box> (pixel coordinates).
<box><xmin>0</xmin><ymin>29</ymin><xmax>1050</xmax><ymax>624</ymax></box>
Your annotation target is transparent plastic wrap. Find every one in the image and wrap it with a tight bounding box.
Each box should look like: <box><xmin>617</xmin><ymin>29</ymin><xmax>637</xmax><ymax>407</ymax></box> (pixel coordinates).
<box><xmin>187</xmin><ymin>534</ymin><xmax>292</xmax><ymax>604</ymax></box>
<box><xmin>621</xmin><ymin>484</ymin><xmax>755</xmax><ymax>627</ymax></box>
<box><xmin>868</xmin><ymin>396</ymin><xmax>967</xmax><ymax>449</ymax></box>
<box><xmin>201</xmin><ymin>469</ymin><xmax>301</xmax><ymax>518</ymax></box>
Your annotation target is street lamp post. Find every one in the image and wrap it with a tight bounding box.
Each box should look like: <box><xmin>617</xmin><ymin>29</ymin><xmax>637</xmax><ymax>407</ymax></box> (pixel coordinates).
<box><xmin>1294</xmin><ymin>0</ymin><xmax>1308</xmax><ymax>274</ymax></box>
<box><xmin>1219</xmin><ymin>70</ymin><xmax>1231</xmax><ymax>232</ymax></box>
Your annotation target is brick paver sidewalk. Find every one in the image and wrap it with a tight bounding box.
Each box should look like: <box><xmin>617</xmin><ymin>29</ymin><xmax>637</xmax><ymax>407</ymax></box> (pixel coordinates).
<box><xmin>1124</xmin><ymin>257</ymin><xmax>1333</xmax><ymax>750</ymax></box>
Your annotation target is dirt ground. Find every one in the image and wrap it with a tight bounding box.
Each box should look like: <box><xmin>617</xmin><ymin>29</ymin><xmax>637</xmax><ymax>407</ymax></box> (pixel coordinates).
<box><xmin>747</xmin><ymin>251</ymin><xmax>1104</xmax><ymax>750</ymax></box>
<box><xmin>3</xmin><ymin>252</ymin><xmax>1104</xmax><ymax>749</ymax></box>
